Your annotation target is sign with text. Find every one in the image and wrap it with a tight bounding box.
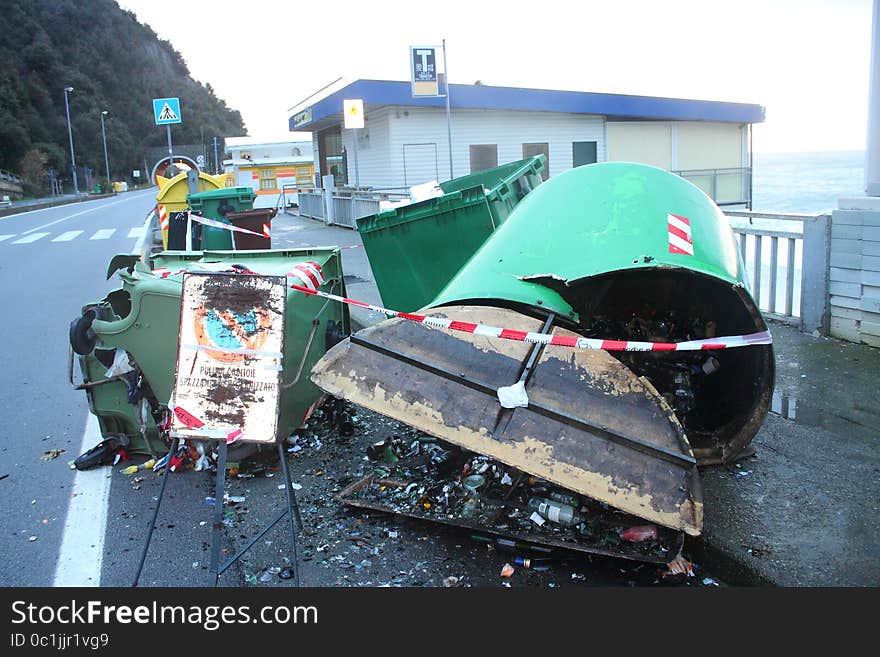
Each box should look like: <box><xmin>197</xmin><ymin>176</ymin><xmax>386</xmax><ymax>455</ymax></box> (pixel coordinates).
<box><xmin>292</xmin><ymin>107</ymin><xmax>312</xmax><ymax>128</ymax></box>
<box><xmin>171</xmin><ymin>273</ymin><xmax>286</xmax><ymax>444</ymax></box>
<box><xmin>343</xmin><ymin>99</ymin><xmax>364</xmax><ymax>129</ymax></box>
<box><xmin>410</xmin><ymin>46</ymin><xmax>439</xmax><ymax>97</ymax></box>
<box><xmin>153</xmin><ymin>97</ymin><xmax>182</xmax><ymax>125</ymax></box>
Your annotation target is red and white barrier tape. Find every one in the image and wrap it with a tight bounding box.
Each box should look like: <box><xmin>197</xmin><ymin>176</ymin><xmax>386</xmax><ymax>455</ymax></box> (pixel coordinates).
<box><xmin>173</xmin><ymin>405</ymin><xmax>242</xmax><ymax>443</ymax></box>
<box><xmin>288</xmin><ymin>284</ymin><xmax>772</xmax><ymax>352</ymax></box>
<box><xmin>187</xmin><ymin>211</ymin><xmax>267</xmax><ymax>237</ymax></box>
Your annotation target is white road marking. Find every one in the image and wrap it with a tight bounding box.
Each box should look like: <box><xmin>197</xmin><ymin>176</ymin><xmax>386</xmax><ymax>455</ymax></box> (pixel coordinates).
<box><xmin>54</xmin><ymin>216</ymin><xmax>154</xmax><ymax>587</ymax></box>
<box><xmin>52</xmin><ymin>230</ymin><xmax>84</xmax><ymax>242</ymax></box>
<box><xmin>0</xmin><ymin>234</ymin><xmax>15</xmax><ymax>242</ymax></box>
<box><xmin>20</xmin><ymin>190</ymin><xmax>155</xmax><ymax>235</ymax></box>
<box><xmin>12</xmin><ymin>232</ymin><xmax>49</xmax><ymax>244</ymax></box>
<box><xmin>90</xmin><ymin>229</ymin><xmax>116</xmax><ymax>240</ymax></box>
<box><xmin>128</xmin><ymin>226</ymin><xmax>146</xmax><ymax>239</ymax></box>
<box><xmin>53</xmin><ymin>414</ymin><xmax>111</xmax><ymax>587</ymax></box>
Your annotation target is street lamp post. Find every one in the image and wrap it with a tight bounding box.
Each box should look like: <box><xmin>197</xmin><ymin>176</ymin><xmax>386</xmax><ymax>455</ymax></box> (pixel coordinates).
<box><xmin>63</xmin><ymin>86</ymin><xmax>79</xmax><ymax>196</ymax></box>
<box><xmin>100</xmin><ymin>110</ymin><xmax>111</xmax><ymax>191</ymax></box>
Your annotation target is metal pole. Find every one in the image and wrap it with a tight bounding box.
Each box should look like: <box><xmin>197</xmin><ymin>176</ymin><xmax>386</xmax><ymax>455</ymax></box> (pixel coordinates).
<box><xmin>100</xmin><ymin>111</ymin><xmax>111</xmax><ymax>190</ymax></box>
<box><xmin>63</xmin><ymin>87</ymin><xmax>79</xmax><ymax>195</ymax></box>
<box><xmin>167</xmin><ymin>124</ymin><xmax>174</xmax><ymax>178</ymax></box>
<box><xmin>352</xmin><ymin>128</ymin><xmax>360</xmax><ymax>189</ymax></box>
<box><xmin>213</xmin><ymin>137</ymin><xmax>220</xmax><ymax>175</ymax></box>
<box><xmin>443</xmin><ymin>38</ymin><xmax>453</xmax><ymax>180</ymax></box>
<box><xmin>866</xmin><ymin>0</ymin><xmax>880</xmax><ymax>195</ymax></box>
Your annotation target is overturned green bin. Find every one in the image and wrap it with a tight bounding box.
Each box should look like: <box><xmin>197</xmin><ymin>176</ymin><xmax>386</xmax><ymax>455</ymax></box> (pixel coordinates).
<box><xmin>313</xmin><ymin>162</ymin><xmax>774</xmax><ymax>537</ymax></box>
<box><xmin>357</xmin><ymin>155</ymin><xmax>545</xmax><ymax>312</ymax></box>
<box><xmin>70</xmin><ymin>248</ymin><xmax>349</xmax><ymax>456</ymax></box>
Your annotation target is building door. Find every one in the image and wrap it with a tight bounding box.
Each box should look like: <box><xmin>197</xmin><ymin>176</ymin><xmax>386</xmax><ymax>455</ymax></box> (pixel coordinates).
<box><xmin>572</xmin><ymin>141</ymin><xmax>598</xmax><ymax>168</ymax></box>
<box><xmin>403</xmin><ymin>143</ymin><xmax>439</xmax><ymax>186</ymax></box>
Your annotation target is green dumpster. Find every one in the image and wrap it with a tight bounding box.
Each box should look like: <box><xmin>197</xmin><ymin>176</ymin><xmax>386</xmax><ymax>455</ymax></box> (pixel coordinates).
<box><xmin>312</xmin><ymin>162</ymin><xmax>775</xmax><ymax>537</ymax></box>
<box><xmin>356</xmin><ymin>155</ymin><xmax>545</xmax><ymax>312</ymax></box>
<box><xmin>70</xmin><ymin>248</ymin><xmax>349</xmax><ymax>455</ymax></box>
<box><xmin>187</xmin><ymin>187</ymin><xmax>256</xmax><ymax>250</ymax></box>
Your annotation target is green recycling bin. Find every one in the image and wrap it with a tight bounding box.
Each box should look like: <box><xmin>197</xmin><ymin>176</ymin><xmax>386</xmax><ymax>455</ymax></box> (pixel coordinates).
<box><xmin>356</xmin><ymin>154</ymin><xmax>545</xmax><ymax>312</ymax></box>
<box><xmin>187</xmin><ymin>187</ymin><xmax>256</xmax><ymax>250</ymax></box>
<box><xmin>69</xmin><ymin>248</ymin><xmax>349</xmax><ymax>455</ymax></box>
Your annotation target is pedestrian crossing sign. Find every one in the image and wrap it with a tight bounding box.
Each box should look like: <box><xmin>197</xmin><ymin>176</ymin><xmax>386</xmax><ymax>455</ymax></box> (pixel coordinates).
<box><xmin>153</xmin><ymin>97</ymin><xmax>182</xmax><ymax>125</ymax></box>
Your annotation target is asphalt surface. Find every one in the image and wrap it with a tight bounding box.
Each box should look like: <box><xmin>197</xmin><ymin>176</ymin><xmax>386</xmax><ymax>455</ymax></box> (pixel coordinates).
<box><xmin>0</xmin><ymin>190</ymin><xmax>157</xmax><ymax>586</ymax></box>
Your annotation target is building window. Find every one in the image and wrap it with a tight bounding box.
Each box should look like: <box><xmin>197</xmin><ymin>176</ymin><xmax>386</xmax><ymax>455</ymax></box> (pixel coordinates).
<box><xmin>572</xmin><ymin>141</ymin><xmax>598</xmax><ymax>168</ymax></box>
<box><xmin>522</xmin><ymin>143</ymin><xmax>550</xmax><ymax>180</ymax></box>
<box><xmin>259</xmin><ymin>168</ymin><xmax>276</xmax><ymax>190</ymax></box>
<box><xmin>469</xmin><ymin>144</ymin><xmax>498</xmax><ymax>173</ymax></box>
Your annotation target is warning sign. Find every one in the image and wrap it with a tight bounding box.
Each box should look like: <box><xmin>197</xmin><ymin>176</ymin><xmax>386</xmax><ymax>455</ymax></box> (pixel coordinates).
<box><xmin>171</xmin><ymin>273</ymin><xmax>286</xmax><ymax>444</ymax></box>
<box><xmin>153</xmin><ymin>97</ymin><xmax>182</xmax><ymax>125</ymax></box>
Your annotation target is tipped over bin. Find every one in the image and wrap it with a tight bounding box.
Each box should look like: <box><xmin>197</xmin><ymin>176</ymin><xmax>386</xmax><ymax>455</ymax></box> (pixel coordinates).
<box><xmin>69</xmin><ymin>248</ymin><xmax>349</xmax><ymax>455</ymax></box>
<box><xmin>312</xmin><ymin>162</ymin><xmax>774</xmax><ymax>537</ymax></box>
<box><xmin>356</xmin><ymin>155</ymin><xmax>545</xmax><ymax>311</ymax></box>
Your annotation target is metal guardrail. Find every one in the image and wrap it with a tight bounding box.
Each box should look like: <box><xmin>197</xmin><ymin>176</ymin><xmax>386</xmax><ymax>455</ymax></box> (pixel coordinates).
<box><xmin>0</xmin><ymin>169</ymin><xmax>23</xmax><ymax>184</ymax></box>
<box><xmin>725</xmin><ymin>210</ymin><xmax>831</xmax><ymax>333</ymax></box>
<box><xmin>298</xmin><ymin>188</ymin><xmax>408</xmax><ymax>228</ymax></box>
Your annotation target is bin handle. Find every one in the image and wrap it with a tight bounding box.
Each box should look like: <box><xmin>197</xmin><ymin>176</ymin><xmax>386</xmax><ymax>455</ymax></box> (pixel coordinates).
<box><xmin>67</xmin><ymin>346</ymin><xmax>127</xmax><ymax>391</ymax></box>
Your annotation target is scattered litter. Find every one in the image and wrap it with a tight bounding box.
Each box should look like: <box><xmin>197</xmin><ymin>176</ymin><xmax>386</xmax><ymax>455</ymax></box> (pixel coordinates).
<box><xmin>663</xmin><ymin>555</ymin><xmax>695</xmax><ymax>578</ymax></box>
<box><xmin>28</xmin><ymin>536</ymin><xmax>37</xmax><ymax>542</ymax></box>
<box><xmin>734</xmin><ymin>470</ymin><xmax>753</xmax><ymax>478</ymax></box>
<box><xmin>40</xmin><ymin>449</ymin><xmax>66</xmax><ymax>461</ymax></box>
<box><xmin>621</xmin><ymin>525</ymin><xmax>658</xmax><ymax>542</ymax></box>
<box><xmin>279</xmin><ymin>567</ymin><xmax>295</xmax><ymax>580</ymax></box>
<box><xmin>529</xmin><ymin>512</ymin><xmax>546</xmax><ymax>527</ymax></box>
<box><xmin>121</xmin><ymin>465</ymin><xmax>139</xmax><ymax>476</ymax></box>
<box><xmin>442</xmin><ymin>576</ymin><xmax>460</xmax><ymax>587</ymax></box>
<box><xmin>702</xmin><ymin>577</ymin><xmax>719</xmax><ymax>586</ymax></box>
<box><xmin>497</xmin><ymin>380</ymin><xmax>529</xmax><ymax>409</ymax></box>
<box><xmin>500</xmin><ymin>563</ymin><xmax>515</xmax><ymax>578</ymax></box>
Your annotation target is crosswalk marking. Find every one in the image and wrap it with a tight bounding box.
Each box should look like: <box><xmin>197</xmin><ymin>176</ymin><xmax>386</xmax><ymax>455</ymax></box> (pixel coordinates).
<box><xmin>12</xmin><ymin>232</ymin><xmax>49</xmax><ymax>244</ymax></box>
<box><xmin>2</xmin><ymin>226</ymin><xmax>146</xmax><ymax>245</ymax></box>
<box><xmin>53</xmin><ymin>230</ymin><xmax>84</xmax><ymax>242</ymax></box>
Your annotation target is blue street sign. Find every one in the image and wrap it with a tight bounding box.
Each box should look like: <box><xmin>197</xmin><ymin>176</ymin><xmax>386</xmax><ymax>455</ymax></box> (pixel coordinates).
<box><xmin>153</xmin><ymin>97</ymin><xmax>182</xmax><ymax>125</ymax></box>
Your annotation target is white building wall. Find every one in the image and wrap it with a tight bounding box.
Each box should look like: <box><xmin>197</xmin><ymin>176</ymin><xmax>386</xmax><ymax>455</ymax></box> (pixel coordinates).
<box><xmin>383</xmin><ymin>107</ymin><xmax>606</xmax><ymax>189</ymax></box>
<box><xmin>340</xmin><ymin>107</ymin><xmax>394</xmax><ymax>188</ymax></box>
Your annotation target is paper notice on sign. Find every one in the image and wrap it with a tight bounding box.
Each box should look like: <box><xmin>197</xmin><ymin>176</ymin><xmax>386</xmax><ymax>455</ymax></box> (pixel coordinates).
<box><xmin>171</xmin><ymin>273</ymin><xmax>286</xmax><ymax>444</ymax></box>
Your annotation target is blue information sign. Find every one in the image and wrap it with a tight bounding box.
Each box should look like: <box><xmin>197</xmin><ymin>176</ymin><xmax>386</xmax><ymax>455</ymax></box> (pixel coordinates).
<box><xmin>153</xmin><ymin>97</ymin><xmax>182</xmax><ymax>125</ymax></box>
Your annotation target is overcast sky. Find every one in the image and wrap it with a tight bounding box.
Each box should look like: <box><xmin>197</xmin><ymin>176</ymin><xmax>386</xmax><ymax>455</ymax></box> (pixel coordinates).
<box><xmin>119</xmin><ymin>0</ymin><xmax>873</xmax><ymax>153</ymax></box>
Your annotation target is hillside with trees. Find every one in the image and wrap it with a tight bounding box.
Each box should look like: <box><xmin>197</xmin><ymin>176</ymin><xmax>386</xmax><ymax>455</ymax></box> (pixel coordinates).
<box><xmin>0</xmin><ymin>0</ymin><xmax>246</xmax><ymax>194</ymax></box>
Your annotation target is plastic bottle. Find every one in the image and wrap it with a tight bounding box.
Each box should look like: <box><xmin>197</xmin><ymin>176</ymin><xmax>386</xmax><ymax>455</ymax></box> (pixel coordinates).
<box><xmin>621</xmin><ymin>524</ymin><xmax>658</xmax><ymax>542</ymax></box>
<box><xmin>527</xmin><ymin>497</ymin><xmax>584</xmax><ymax>526</ymax></box>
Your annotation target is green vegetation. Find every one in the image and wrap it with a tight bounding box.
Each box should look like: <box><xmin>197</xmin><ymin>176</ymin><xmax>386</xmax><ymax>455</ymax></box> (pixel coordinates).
<box><xmin>0</xmin><ymin>0</ymin><xmax>245</xmax><ymax>194</ymax></box>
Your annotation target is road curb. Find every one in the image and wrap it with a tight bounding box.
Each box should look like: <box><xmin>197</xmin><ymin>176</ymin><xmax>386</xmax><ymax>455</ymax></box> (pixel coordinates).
<box><xmin>0</xmin><ymin>193</ymin><xmax>117</xmax><ymax>218</ymax></box>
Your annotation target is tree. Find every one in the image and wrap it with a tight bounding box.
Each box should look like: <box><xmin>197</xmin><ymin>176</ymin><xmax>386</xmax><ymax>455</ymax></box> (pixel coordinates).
<box><xmin>19</xmin><ymin>148</ymin><xmax>49</xmax><ymax>195</ymax></box>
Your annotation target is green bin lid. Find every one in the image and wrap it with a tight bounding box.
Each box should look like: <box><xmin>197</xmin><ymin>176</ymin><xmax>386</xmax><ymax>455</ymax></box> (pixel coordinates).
<box><xmin>187</xmin><ymin>186</ymin><xmax>255</xmax><ymax>201</ymax></box>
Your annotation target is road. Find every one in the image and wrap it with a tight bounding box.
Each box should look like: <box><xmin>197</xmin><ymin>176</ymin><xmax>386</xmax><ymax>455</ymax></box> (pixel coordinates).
<box><xmin>0</xmin><ymin>190</ymin><xmax>165</xmax><ymax>586</ymax></box>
